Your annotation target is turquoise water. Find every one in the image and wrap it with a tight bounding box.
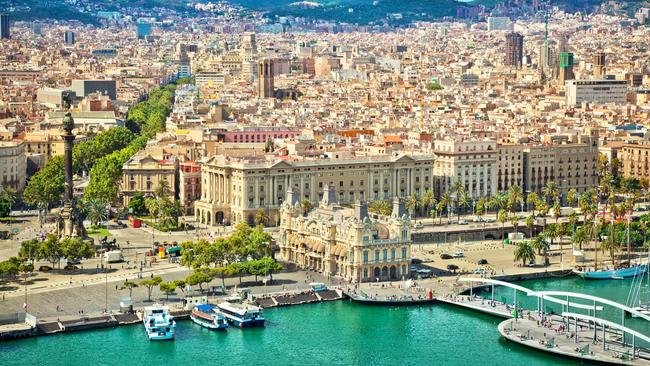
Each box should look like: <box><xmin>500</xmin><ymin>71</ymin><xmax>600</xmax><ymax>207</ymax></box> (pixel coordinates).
<box><xmin>0</xmin><ymin>277</ymin><xmax>646</xmax><ymax>366</ymax></box>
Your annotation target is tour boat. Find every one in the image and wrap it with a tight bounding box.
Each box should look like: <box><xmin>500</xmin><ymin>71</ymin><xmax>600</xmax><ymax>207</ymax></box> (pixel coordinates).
<box><xmin>191</xmin><ymin>304</ymin><xmax>229</xmax><ymax>330</ymax></box>
<box><xmin>217</xmin><ymin>302</ymin><xmax>265</xmax><ymax>328</ymax></box>
<box><xmin>573</xmin><ymin>263</ymin><xmax>648</xmax><ymax>279</ymax></box>
<box><xmin>143</xmin><ymin>305</ymin><xmax>176</xmax><ymax>340</ymax></box>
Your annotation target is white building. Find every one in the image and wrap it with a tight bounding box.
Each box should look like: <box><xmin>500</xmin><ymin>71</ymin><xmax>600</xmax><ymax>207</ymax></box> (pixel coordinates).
<box><xmin>487</xmin><ymin>17</ymin><xmax>511</xmax><ymax>31</ymax></box>
<box><xmin>0</xmin><ymin>141</ymin><xmax>26</xmax><ymax>192</ymax></box>
<box><xmin>433</xmin><ymin>139</ymin><xmax>497</xmax><ymax>198</ymax></box>
<box><xmin>565</xmin><ymin>80</ymin><xmax>628</xmax><ymax>106</ymax></box>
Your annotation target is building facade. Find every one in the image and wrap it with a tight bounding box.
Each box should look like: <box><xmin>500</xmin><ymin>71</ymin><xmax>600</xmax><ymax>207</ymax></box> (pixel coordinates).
<box><xmin>121</xmin><ymin>154</ymin><xmax>177</xmax><ymax>207</ymax></box>
<box><xmin>0</xmin><ymin>141</ymin><xmax>26</xmax><ymax>192</ymax></box>
<box><xmin>195</xmin><ymin>154</ymin><xmax>435</xmax><ymax>227</ymax></box>
<box><xmin>258</xmin><ymin>59</ymin><xmax>274</xmax><ymax>98</ymax></box>
<box><xmin>279</xmin><ymin>188</ymin><xmax>412</xmax><ymax>283</ymax></box>
<box><xmin>504</xmin><ymin>32</ymin><xmax>524</xmax><ymax>68</ymax></box>
<box><xmin>565</xmin><ymin>80</ymin><xmax>628</xmax><ymax>106</ymax></box>
<box><xmin>620</xmin><ymin>142</ymin><xmax>650</xmax><ymax>180</ymax></box>
<box><xmin>523</xmin><ymin>135</ymin><xmax>599</xmax><ymax>198</ymax></box>
<box><xmin>433</xmin><ymin>140</ymin><xmax>498</xmax><ymax>198</ymax></box>
<box><xmin>179</xmin><ymin>161</ymin><xmax>201</xmax><ymax>215</ymax></box>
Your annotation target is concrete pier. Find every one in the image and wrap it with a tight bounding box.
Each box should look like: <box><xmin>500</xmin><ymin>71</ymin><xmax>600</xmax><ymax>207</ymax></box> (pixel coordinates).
<box><xmin>498</xmin><ymin>317</ymin><xmax>650</xmax><ymax>365</ymax></box>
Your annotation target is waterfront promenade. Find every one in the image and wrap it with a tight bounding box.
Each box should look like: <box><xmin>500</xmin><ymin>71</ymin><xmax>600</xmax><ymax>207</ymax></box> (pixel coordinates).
<box><xmin>499</xmin><ymin>316</ymin><xmax>650</xmax><ymax>365</ymax></box>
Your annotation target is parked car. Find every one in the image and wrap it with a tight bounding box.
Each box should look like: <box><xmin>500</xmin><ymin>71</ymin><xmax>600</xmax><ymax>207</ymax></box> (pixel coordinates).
<box><xmin>484</xmin><ymin>218</ymin><xmax>496</xmax><ymax>223</ymax></box>
<box><xmin>453</xmin><ymin>250</ymin><xmax>464</xmax><ymax>258</ymax></box>
<box><xmin>411</xmin><ymin>258</ymin><xmax>423</xmax><ymax>264</ymax></box>
<box><xmin>440</xmin><ymin>253</ymin><xmax>453</xmax><ymax>260</ymax></box>
<box><xmin>414</xmin><ymin>222</ymin><xmax>424</xmax><ymax>229</ymax></box>
<box><xmin>528</xmin><ymin>262</ymin><xmax>537</xmax><ymax>267</ymax></box>
<box><xmin>472</xmin><ymin>216</ymin><xmax>484</xmax><ymax>223</ymax></box>
<box><xmin>478</xmin><ymin>259</ymin><xmax>488</xmax><ymax>265</ymax></box>
<box><xmin>458</xmin><ymin>220</ymin><xmax>468</xmax><ymax>225</ymax></box>
<box><xmin>38</xmin><ymin>265</ymin><xmax>52</xmax><ymax>272</ymax></box>
<box><xmin>473</xmin><ymin>268</ymin><xmax>486</xmax><ymax>274</ymax></box>
<box><xmin>447</xmin><ymin>264</ymin><xmax>459</xmax><ymax>272</ymax></box>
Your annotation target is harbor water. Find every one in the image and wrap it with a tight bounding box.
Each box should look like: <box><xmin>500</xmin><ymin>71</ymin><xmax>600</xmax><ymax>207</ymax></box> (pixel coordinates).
<box><xmin>0</xmin><ymin>276</ymin><xmax>647</xmax><ymax>366</ymax></box>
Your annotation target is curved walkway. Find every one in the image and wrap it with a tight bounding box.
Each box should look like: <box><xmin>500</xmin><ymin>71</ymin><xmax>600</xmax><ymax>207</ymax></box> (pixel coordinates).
<box><xmin>459</xmin><ymin>278</ymin><xmax>603</xmax><ymax>311</ymax></box>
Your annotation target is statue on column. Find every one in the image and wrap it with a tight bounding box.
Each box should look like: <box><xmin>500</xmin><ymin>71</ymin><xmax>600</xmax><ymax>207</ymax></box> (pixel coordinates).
<box><xmin>58</xmin><ymin>101</ymin><xmax>87</xmax><ymax>238</ymax></box>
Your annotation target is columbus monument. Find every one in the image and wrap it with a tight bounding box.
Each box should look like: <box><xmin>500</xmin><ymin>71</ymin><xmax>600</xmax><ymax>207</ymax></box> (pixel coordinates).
<box><xmin>59</xmin><ymin>111</ymin><xmax>76</xmax><ymax>237</ymax></box>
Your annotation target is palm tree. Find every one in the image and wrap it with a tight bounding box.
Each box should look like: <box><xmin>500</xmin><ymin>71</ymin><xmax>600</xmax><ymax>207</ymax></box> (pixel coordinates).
<box><xmin>525</xmin><ymin>215</ymin><xmax>535</xmax><ymax>239</ymax></box>
<box><xmin>406</xmin><ymin>193</ymin><xmax>420</xmax><ymax>220</ymax></box>
<box><xmin>531</xmin><ymin>235</ymin><xmax>550</xmax><ymax>265</ymax></box>
<box><xmin>537</xmin><ymin>201</ymin><xmax>549</xmax><ymax>231</ymax></box>
<box><xmin>490</xmin><ymin>193</ymin><xmax>507</xmax><ymax>221</ymax></box>
<box><xmin>458</xmin><ymin>191</ymin><xmax>470</xmax><ymax>222</ymax></box>
<box><xmin>498</xmin><ymin>209</ymin><xmax>508</xmax><ymax>241</ymax></box>
<box><xmin>514</xmin><ymin>241</ymin><xmax>536</xmax><ymax>266</ymax></box>
<box><xmin>301</xmin><ymin>198</ymin><xmax>312</xmax><ymax>216</ymax></box>
<box><xmin>511</xmin><ymin>215</ymin><xmax>520</xmax><ymax>234</ymax></box>
<box><xmin>255</xmin><ymin>209</ymin><xmax>269</xmax><ymax>226</ymax></box>
<box><xmin>451</xmin><ymin>180</ymin><xmax>465</xmax><ymax>221</ymax></box>
<box><xmin>145</xmin><ymin>197</ymin><xmax>160</xmax><ymax>223</ymax></box>
<box><xmin>438</xmin><ymin>192</ymin><xmax>450</xmax><ymax>224</ymax></box>
<box><xmin>527</xmin><ymin>192</ymin><xmax>540</xmax><ymax>216</ymax></box>
<box><xmin>552</xmin><ymin>202</ymin><xmax>561</xmax><ymax>224</ymax></box>
<box><xmin>574</xmin><ymin>226</ymin><xmax>588</xmax><ymax>251</ymax></box>
<box><xmin>507</xmin><ymin>184</ymin><xmax>524</xmax><ymax>214</ymax></box>
<box><xmin>421</xmin><ymin>190</ymin><xmax>435</xmax><ymax>215</ymax></box>
<box><xmin>86</xmin><ymin>198</ymin><xmax>108</xmax><ymax>227</ymax></box>
<box><xmin>566</xmin><ymin>188</ymin><xmax>578</xmax><ymax>208</ymax></box>
<box><xmin>542</xmin><ymin>181</ymin><xmax>560</xmax><ymax>204</ymax></box>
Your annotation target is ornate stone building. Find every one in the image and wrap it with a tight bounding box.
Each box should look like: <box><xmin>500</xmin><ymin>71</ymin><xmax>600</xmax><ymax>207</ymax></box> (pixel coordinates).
<box><xmin>279</xmin><ymin>186</ymin><xmax>412</xmax><ymax>283</ymax></box>
<box><xmin>195</xmin><ymin>154</ymin><xmax>434</xmax><ymax>227</ymax></box>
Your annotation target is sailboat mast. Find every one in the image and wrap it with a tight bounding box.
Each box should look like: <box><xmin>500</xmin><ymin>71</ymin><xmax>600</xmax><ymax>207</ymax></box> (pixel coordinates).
<box><xmin>628</xmin><ymin>215</ymin><xmax>631</xmax><ymax>266</ymax></box>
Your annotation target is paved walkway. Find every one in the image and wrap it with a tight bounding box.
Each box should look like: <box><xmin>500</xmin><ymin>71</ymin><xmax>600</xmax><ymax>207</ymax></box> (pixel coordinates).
<box><xmin>499</xmin><ymin>316</ymin><xmax>650</xmax><ymax>365</ymax></box>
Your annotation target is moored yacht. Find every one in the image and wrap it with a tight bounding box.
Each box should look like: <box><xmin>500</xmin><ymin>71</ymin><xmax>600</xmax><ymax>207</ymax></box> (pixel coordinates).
<box><xmin>143</xmin><ymin>305</ymin><xmax>176</xmax><ymax>340</ymax></box>
<box><xmin>217</xmin><ymin>302</ymin><xmax>265</xmax><ymax>328</ymax></box>
<box><xmin>573</xmin><ymin>263</ymin><xmax>647</xmax><ymax>279</ymax></box>
<box><xmin>191</xmin><ymin>304</ymin><xmax>229</xmax><ymax>330</ymax></box>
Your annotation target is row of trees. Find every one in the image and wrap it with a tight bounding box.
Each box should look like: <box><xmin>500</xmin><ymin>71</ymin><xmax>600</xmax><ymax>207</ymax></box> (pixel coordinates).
<box><xmin>85</xmin><ymin>84</ymin><xmax>177</xmax><ymax>204</ymax></box>
<box><xmin>18</xmin><ymin>235</ymin><xmax>95</xmax><ymax>268</ymax></box>
<box><xmin>22</xmin><ymin>82</ymin><xmax>178</xmax><ymax>216</ymax></box>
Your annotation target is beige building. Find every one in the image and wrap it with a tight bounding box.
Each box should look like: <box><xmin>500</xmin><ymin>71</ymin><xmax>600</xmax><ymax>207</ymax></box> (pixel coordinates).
<box><xmin>497</xmin><ymin>143</ymin><xmax>525</xmax><ymax>192</ymax></box>
<box><xmin>195</xmin><ymin>154</ymin><xmax>435</xmax><ymax>227</ymax></box>
<box><xmin>433</xmin><ymin>140</ymin><xmax>498</xmax><ymax>198</ymax></box>
<box><xmin>523</xmin><ymin>135</ymin><xmax>599</xmax><ymax>198</ymax></box>
<box><xmin>121</xmin><ymin>154</ymin><xmax>177</xmax><ymax>207</ymax></box>
<box><xmin>620</xmin><ymin>142</ymin><xmax>650</xmax><ymax>180</ymax></box>
<box><xmin>279</xmin><ymin>188</ymin><xmax>412</xmax><ymax>282</ymax></box>
<box><xmin>0</xmin><ymin>141</ymin><xmax>26</xmax><ymax>192</ymax></box>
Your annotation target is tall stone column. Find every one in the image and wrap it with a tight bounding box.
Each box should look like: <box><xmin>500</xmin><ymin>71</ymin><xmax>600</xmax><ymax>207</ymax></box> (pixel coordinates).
<box><xmin>60</xmin><ymin>112</ymin><xmax>76</xmax><ymax>237</ymax></box>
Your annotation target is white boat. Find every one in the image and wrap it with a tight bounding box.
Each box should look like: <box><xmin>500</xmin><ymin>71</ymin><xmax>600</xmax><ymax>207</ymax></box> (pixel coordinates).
<box><xmin>191</xmin><ymin>304</ymin><xmax>228</xmax><ymax>330</ymax></box>
<box><xmin>143</xmin><ymin>305</ymin><xmax>176</xmax><ymax>340</ymax></box>
<box><xmin>217</xmin><ymin>302</ymin><xmax>265</xmax><ymax>328</ymax></box>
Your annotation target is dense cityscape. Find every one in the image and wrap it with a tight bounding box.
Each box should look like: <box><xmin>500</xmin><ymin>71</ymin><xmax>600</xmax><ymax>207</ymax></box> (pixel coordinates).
<box><xmin>1</xmin><ymin>0</ymin><xmax>650</xmax><ymax>364</ymax></box>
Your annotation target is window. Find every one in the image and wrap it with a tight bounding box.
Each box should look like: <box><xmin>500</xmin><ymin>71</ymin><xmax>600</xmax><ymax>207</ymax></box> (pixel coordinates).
<box><xmin>391</xmin><ymin>248</ymin><xmax>396</xmax><ymax>261</ymax></box>
<box><xmin>363</xmin><ymin>268</ymin><xmax>368</xmax><ymax>278</ymax></box>
<box><xmin>363</xmin><ymin>251</ymin><xmax>368</xmax><ymax>264</ymax></box>
<box><xmin>374</xmin><ymin>250</ymin><xmax>379</xmax><ymax>262</ymax></box>
<box><xmin>402</xmin><ymin>247</ymin><xmax>407</xmax><ymax>259</ymax></box>
<box><xmin>383</xmin><ymin>249</ymin><xmax>388</xmax><ymax>262</ymax></box>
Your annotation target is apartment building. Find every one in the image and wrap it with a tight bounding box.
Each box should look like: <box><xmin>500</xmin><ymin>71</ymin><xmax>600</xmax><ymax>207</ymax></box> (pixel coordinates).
<box><xmin>620</xmin><ymin>142</ymin><xmax>650</xmax><ymax>180</ymax></box>
<box><xmin>179</xmin><ymin>160</ymin><xmax>201</xmax><ymax>215</ymax></box>
<box><xmin>0</xmin><ymin>141</ymin><xmax>26</xmax><ymax>192</ymax></box>
<box><xmin>523</xmin><ymin>135</ymin><xmax>599</xmax><ymax>198</ymax></box>
<box><xmin>496</xmin><ymin>143</ymin><xmax>525</xmax><ymax>192</ymax></box>
<box><xmin>565</xmin><ymin>80</ymin><xmax>628</xmax><ymax>106</ymax></box>
<box><xmin>121</xmin><ymin>154</ymin><xmax>177</xmax><ymax>207</ymax></box>
<box><xmin>432</xmin><ymin>140</ymin><xmax>498</xmax><ymax>198</ymax></box>
<box><xmin>195</xmin><ymin>154</ymin><xmax>435</xmax><ymax>227</ymax></box>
